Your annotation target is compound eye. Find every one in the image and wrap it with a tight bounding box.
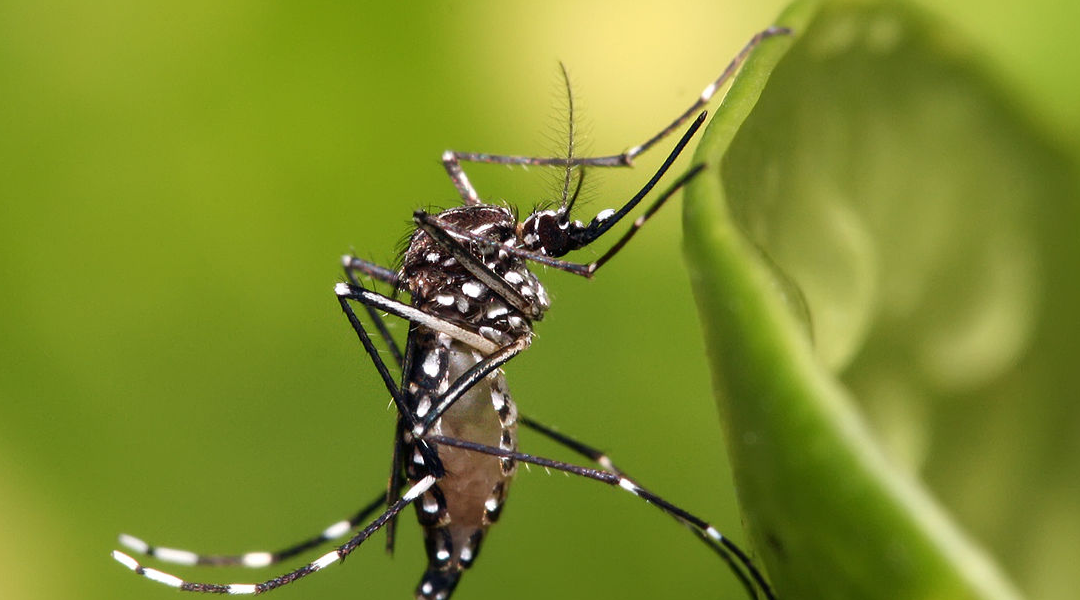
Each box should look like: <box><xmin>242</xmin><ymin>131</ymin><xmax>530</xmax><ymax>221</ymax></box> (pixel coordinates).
<box><xmin>522</xmin><ymin>211</ymin><xmax>568</xmax><ymax>256</ymax></box>
<box><xmin>536</xmin><ymin>212</ymin><xmax>572</xmax><ymax>257</ymax></box>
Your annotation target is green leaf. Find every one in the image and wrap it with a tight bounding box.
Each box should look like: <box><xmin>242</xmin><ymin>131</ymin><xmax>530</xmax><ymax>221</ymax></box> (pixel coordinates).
<box><xmin>685</xmin><ymin>1</ymin><xmax>1076</xmax><ymax>599</ymax></box>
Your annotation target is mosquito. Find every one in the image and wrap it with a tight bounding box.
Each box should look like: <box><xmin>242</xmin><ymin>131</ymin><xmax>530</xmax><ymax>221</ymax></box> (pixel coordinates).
<box><xmin>112</xmin><ymin>26</ymin><xmax>791</xmax><ymax>600</ymax></box>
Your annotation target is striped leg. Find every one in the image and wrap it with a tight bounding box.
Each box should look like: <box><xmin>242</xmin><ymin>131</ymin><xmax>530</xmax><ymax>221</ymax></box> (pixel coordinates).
<box><xmin>338</xmin><ymin>258</ymin><xmax>414</xmax><ymax>553</ymax></box>
<box><xmin>439</xmin><ymin>27</ymin><xmax>791</xmax><ymax>205</ymax></box>
<box><xmin>427</xmin><ymin>435</ymin><xmax>775</xmax><ymax>600</ymax></box>
<box><xmin>520</xmin><ymin>416</ymin><xmax>628</xmax><ymax>476</ymax></box>
<box><xmin>384</xmin><ymin>415</ymin><xmax>408</xmax><ymax>555</ymax></box>
<box><xmin>337</xmin><ymin>280</ymin><xmax>447</xmax><ymax>483</ymax></box>
<box><xmin>343</xmin><ymin>255</ymin><xmax>401</xmax><ymax>288</ymax></box>
<box><xmin>112</xmin><ymin>476</ymin><xmax>436</xmax><ymax>594</ymax></box>
<box><xmin>117</xmin><ymin>491</ymin><xmax>386</xmax><ymax>569</ymax></box>
<box><xmin>342</xmin><ymin>255</ymin><xmax>405</xmax><ymax>367</ymax></box>
<box><xmin>519</xmin><ymin>415</ymin><xmax>766</xmax><ymax>598</ymax></box>
<box><xmin>335</xmin><ymin>280</ymin><xmax>532</xmax><ymax>439</ymax></box>
<box><xmin>336</xmin><ymin>281</ymin><xmax>498</xmax><ymax>355</ymax></box>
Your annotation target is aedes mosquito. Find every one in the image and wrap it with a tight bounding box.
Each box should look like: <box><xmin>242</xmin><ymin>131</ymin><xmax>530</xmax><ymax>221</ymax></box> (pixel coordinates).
<box><xmin>112</xmin><ymin>26</ymin><xmax>790</xmax><ymax>600</ymax></box>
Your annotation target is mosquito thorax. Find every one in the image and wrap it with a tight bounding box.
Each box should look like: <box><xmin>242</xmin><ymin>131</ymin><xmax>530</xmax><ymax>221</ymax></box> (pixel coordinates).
<box><xmin>402</xmin><ymin>205</ymin><xmax>551</xmax><ymax>343</ymax></box>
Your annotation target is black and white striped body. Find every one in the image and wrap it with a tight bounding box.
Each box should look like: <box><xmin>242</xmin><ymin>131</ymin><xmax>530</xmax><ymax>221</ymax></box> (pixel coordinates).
<box><xmin>399</xmin><ymin>205</ymin><xmax>547</xmax><ymax>599</ymax></box>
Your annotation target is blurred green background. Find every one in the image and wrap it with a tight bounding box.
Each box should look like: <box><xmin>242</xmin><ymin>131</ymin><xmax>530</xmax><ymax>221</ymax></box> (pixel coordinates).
<box><xmin>0</xmin><ymin>2</ymin><xmax>1076</xmax><ymax>600</ymax></box>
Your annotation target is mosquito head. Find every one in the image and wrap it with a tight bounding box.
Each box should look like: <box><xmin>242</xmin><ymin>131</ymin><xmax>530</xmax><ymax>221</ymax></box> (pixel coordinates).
<box><xmin>521</xmin><ymin>195</ymin><xmax>626</xmax><ymax>259</ymax></box>
<box><xmin>519</xmin><ymin>207</ymin><xmax>583</xmax><ymax>258</ymax></box>
<box><xmin>519</xmin><ymin>165</ymin><xmax>599</xmax><ymax>258</ymax></box>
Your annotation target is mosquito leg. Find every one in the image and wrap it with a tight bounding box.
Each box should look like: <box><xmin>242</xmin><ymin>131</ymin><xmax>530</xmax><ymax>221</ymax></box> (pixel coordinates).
<box><xmin>439</xmin><ymin>27</ymin><xmax>790</xmax><ymax>206</ymax></box>
<box><xmin>338</xmin><ymin>256</ymin><xmax>414</xmax><ymax>552</ymax></box>
<box><xmin>117</xmin><ymin>491</ymin><xmax>387</xmax><ymax>570</ymax></box>
<box><xmin>384</xmin><ymin>416</ymin><xmax>407</xmax><ymax>555</ymax></box>
<box><xmin>442</xmin><ymin>150</ymin><xmax>484</xmax><ymax>206</ymax></box>
<box><xmin>606</xmin><ymin>26</ymin><xmax>791</xmax><ymax>165</ymax></box>
<box><xmin>343</xmin><ymin>255</ymin><xmax>401</xmax><ymax>288</ymax></box>
<box><xmin>336</xmin><ymin>281</ymin><xmax>445</xmax><ymax>476</ymax></box>
<box><xmin>336</xmin><ymin>284</ymin><xmax>410</xmax><ymax>418</ymax></box>
<box><xmin>519</xmin><ymin>416</ymin><xmax>626</xmax><ymax>477</ymax></box>
<box><xmin>519</xmin><ymin>413</ymin><xmax>765</xmax><ymax>596</ymax></box>
<box><xmin>426</xmin><ymin>435</ymin><xmax>774</xmax><ymax>600</ymax></box>
<box><xmin>343</xmin><ymin>256</ymin><xmax>406</xmax><ymax>368</ymax></box>
<box><xmin>112</xmin><ymin>476</ymin><xmax>437</xmax><ymax>594</ymax></box>
<box><xmin>336</xmin><ymin>282</ymin><xmax>498</xmax><ymax>355</ymax></box>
